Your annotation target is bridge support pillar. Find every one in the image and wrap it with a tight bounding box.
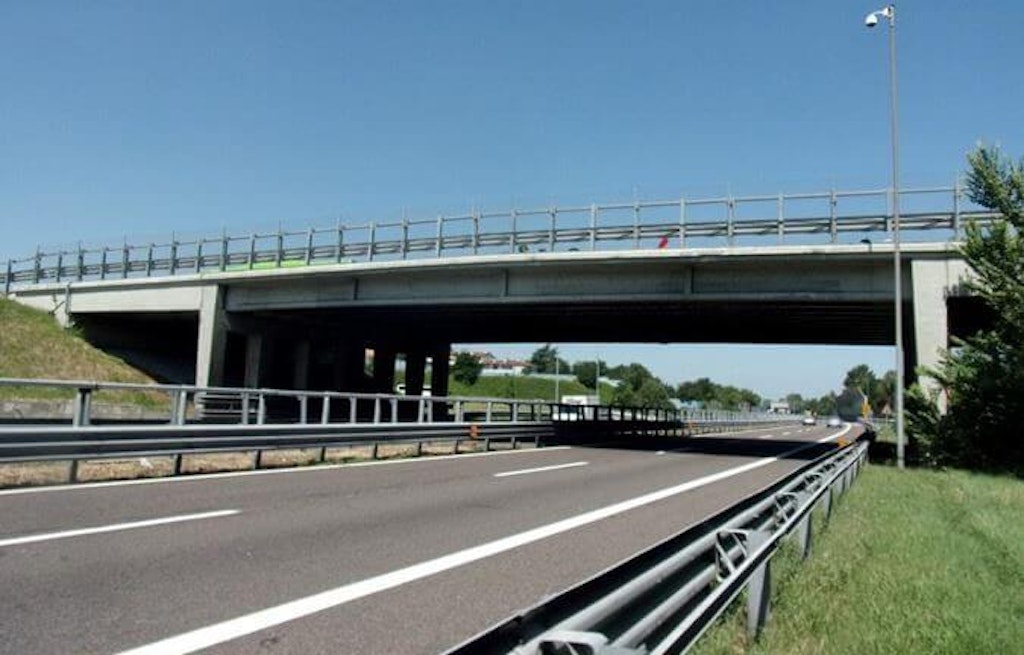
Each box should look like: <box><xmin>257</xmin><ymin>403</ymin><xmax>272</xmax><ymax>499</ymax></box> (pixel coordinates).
<box><xmin>292</xmin><ymin>339</ymin><xmax>310</xmax><ymax>390</ymax></box>
<box><xmin>244</xmin><ymin>334</ymin><xmax>264</xmax><ymax>388</ymax></box>
<box><xmin>430</xmin><ymin>346</ymin><xmax>451</xmax><ymax>421</ymax></box>
<box><xmin>195</xmin><ymin>285</ymin><xmax>227</xmax><ymax>388</ymax></box>
<box><xmin>371</xmin><ymin>346</ymin><xmax>397</xmax><ymax>394</ymax></box>
<box><xmin>405</xmin><ymin>351</ymin><xmax>427</xmax><ymax>396</ymax></box>
<box><xmin>430</xmin><ymin>346</ymin><xmax>450</xmax><ymax>397</ymax></box>
<box><xmin>910</xmin><ymin>259</ymin><xmax>968</xmax><ymax>410</ymax></box>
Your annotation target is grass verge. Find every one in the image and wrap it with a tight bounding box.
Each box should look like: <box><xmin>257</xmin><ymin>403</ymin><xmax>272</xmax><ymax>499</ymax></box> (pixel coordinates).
<box><xmin>692</xmin><ymin>464</ymin><xmax>1024</xmax><ymax>655</ymax></box>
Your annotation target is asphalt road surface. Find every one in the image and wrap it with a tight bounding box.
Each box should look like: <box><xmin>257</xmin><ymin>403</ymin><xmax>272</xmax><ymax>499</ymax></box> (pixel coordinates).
<box><xmin>0</xmin><ymin>422</ymin><xmax>860</xmax><ymax>654</ymax></box>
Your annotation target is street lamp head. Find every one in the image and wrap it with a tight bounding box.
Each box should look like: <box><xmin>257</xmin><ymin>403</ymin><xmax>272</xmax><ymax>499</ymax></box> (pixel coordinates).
<box><xmin>865</xmin><ymin>5</ymin><xmax>894</xmax><ymax>28</ymax></box>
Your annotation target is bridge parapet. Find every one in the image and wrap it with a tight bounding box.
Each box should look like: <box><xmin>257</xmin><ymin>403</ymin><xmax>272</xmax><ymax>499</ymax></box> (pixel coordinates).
<box><xmin>1</xmin><ymin>184</ymin><xmax>991</xmax><ymax>294</ymax></box>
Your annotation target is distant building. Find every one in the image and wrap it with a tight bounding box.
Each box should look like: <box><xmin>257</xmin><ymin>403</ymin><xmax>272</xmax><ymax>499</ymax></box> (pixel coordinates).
<box><xmin>768</xmin><ymin>400</ymin><xmax>791</xmax><ymax>414</ymax></box>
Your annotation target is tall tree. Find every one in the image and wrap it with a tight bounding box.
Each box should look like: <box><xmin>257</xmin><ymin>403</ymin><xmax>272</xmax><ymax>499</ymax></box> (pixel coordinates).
<box><xmin>527</xmin><ymin>344</ymin><xmax>568</xmax><ymax>374</ymax></box>
<box><xmin>451</xmin><ymin>352</ymin><xmax>483</xmax><ymax>386</ymax></box>
<box><xmin>912</xmin><ymin>145</ymin><xmax>1024</xmax><ymax>471</ymax></box>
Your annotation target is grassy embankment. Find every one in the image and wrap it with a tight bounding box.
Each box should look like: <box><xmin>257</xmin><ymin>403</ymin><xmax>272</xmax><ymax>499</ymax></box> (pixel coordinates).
<box><xmin>693</xmin><ymin>463</ymin><xmax>1024</xmax><ymax>655</ymax></box>
<box><xmin>447</xmin><ymin>375</ymin><xmax>615</xmax><ymax>403</ymax></box>
<box><xmin>0</xmin><ymin>297</ymin><xmax>159</xmax><ymax>405</ymax></box>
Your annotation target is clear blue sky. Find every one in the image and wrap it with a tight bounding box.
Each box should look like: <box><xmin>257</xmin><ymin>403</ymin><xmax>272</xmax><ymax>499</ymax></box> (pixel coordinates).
<box><xmin>2</xmin><ymin>1</ymin><xmax>1021</xmax><ymax>398</ymax></box>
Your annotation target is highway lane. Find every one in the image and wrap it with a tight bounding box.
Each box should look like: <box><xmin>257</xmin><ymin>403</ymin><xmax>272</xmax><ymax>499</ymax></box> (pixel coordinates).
<box><xmin>0</xmin><ymin>423</ymin><xmax>860</xmax><ymax>654</ymax></box>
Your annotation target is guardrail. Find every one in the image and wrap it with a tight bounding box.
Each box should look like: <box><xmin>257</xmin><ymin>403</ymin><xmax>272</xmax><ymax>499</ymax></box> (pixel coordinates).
<box><xmin>446</xmin><ymin>437</ymin><xmax>868</xmax><ymax>655</ymax></box>
<box><xmin>0</xmin><ymin>378</ymin><xmax>800</xmax><ymax>484</ymax></box>
<box><xmin>1</xmin><ymin>184</ymin><xmax>994</xmax><ymax>293</ymax></box>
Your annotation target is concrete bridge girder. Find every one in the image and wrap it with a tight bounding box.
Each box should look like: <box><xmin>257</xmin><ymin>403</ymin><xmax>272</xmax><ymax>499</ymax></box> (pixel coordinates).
<box><xmin>7</xmin><ymin>244</ymin><xmax>974</xmax><ymax>397</ymax></box>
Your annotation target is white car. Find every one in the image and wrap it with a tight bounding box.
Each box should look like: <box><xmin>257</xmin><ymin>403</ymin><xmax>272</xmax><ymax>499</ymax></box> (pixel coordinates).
<box><xmin>802</xmin><ymin>416</ymin><xmax>816</xmax><ymax>426</ymax></box>
<box><xmin>827</xmin><ymin>417</ymin><xmax>843</xmax><ymax>427</ymax></box>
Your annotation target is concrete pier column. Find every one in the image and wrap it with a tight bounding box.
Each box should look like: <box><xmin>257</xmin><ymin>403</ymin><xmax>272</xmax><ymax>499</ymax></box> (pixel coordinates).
<box><xmin>332</xmin><ymin>343</ymin><xmax>367</xmax><ymax>393</ymax></box>
<box><xmin>430</xmin><ymin>346</ymin><xmax>451</xmax><ymax>398</ymax></box>
<box><xmin>911</xmin><ymin>258</ymin><xmax>969</xmax><ymax>408</ymax></box>
<box><xmin>244</xmin><ymin>334</ymin><xmax>264</xmax><ymax>388</ymax></box>
<box><xmin>195</xmin><ymin>285</ymin><xmax>228</xmax><ymax>388</ymax></box>
<box><xmin>372</xmin><ymin>347</ymin><xmax>397</xmax><ymax>394</ymax></box>
<box><xmin>405</xmin><ymin>351</ymin><xmax>427</xmax><ymax>396</ymax></box>
<box><xmin>292</xmin><ymin>339</ymin><xmax>311</xmax><ymax>390</ymax></box>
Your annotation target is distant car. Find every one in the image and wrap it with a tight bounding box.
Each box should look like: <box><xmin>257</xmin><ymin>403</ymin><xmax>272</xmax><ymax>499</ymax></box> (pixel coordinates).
<box><xmin>827</xmin><ymin>417</ymin><xmax>842</xmax><ymax>427</ymax></box>
<box><xmin>802</xmin><ymin>416</ymin><xmax>817</xmax><ymax>426</ymax></box>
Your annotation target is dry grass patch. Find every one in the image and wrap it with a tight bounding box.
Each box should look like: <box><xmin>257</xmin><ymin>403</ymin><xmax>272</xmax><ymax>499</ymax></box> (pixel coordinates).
<box><xmin>0</xmin><ymin>461</ymin><xmax>70</xmax><ymax>487</ymax></box>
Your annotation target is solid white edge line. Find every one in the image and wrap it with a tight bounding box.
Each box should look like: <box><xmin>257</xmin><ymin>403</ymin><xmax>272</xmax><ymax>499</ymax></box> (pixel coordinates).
<box><xmin>0</xmin><ymin>509</ymin><xmax>240</xmax><ymax>548</ymax></box>
<box><xmin>494</xmin><ymin>461</ymin><xmax>589</xmax><ymax>478</ymax></box>
<box><xmin>0</xmin><ymin>446</ymin><xmax>574</xmax><ymax>497</ymax></box>
<box><xmin>115</xmin><ymin>424</ymin><xmax>854</xmax><ymax>655</ymax></box>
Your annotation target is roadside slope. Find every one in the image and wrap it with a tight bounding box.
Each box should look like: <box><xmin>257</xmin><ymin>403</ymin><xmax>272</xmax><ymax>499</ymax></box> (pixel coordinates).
<box><xmin>0</xmin><ymin>297</ymin><xmax>154</xmax><ymax>398</ymax></box>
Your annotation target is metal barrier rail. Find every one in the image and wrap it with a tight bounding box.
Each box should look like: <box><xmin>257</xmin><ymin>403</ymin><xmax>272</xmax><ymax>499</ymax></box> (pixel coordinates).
<box><xmin>0</xmin><ymin>378</ymin><xmax>792</xmax><ymax>430</ymax></box>
<box><xmin>1</xmin><ymin>184</ymin><xmax>994</xmax><ymax>293</ymax></box>
<box><xmin>0</xmin><ymin>421</ymin><xmax>555</xmax><ymax>483</ymax></box>
<box><xmin>446</xmin><ymin>438</ymin><xmax>869</xmax><ymax>655</ymax></box>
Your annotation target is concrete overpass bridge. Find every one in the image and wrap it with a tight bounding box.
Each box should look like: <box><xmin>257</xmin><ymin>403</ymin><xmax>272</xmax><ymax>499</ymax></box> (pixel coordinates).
<box><xmin>2</xmin><ymin>185</ymin><xmax>994</xmax><ymax>397</ymax></box>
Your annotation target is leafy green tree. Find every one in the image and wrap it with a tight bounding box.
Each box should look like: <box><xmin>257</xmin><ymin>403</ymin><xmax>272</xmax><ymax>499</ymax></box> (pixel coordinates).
<box><xmin>527</xmin><ymin>344</ymin><xmax>569</xmax><ymax>374</ymax></box>
<box><xmin>451</xmin><ymin>352</ymin><xmax>483</xmax><ymax>386</ymax></box>
<box><xmin>911</xmin><ymin>145</ymin><xmax>1024</xmax><ymax>472</ymax></box>
<box><xmin>677</xmin><ymin>378</ymin><xmax>717</xmax><ymax>405</ymax></box>
<box><xmin>572</xmin><ymin>360</ymin><xmax>607</xmax><ymax>389</ymax></box>
<box><xmin>785</xmin><ymin>393</ymin><xmax>805</xmax><ymax>414</ymax></box>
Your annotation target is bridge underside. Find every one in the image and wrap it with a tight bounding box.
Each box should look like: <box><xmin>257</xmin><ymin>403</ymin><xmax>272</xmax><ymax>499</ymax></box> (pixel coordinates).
<box><xmin>243</xmin><ymin>299</ymin><xmax>897</xmax><ymax>346</ymax></box>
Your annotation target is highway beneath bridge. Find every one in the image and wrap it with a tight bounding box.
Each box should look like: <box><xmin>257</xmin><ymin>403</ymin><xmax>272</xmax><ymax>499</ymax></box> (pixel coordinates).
<box><xmin>0</xmin><ymin>423</ymin><xmax>860</xmax><ymax>654</ymax></box>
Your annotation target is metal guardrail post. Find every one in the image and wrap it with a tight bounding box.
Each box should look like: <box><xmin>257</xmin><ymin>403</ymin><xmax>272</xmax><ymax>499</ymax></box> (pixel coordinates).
<box><xmin>510</xmin><ymin>209</ymin><xmax>518</xmax><ymax>254</ymax></box>
<box><xmin>145</xmin><ymin>244</ymin><xmax>153</xmax><ymax>277</ymax></box>
<box><xmin>3</xmin><ymin>259</ymin><xmax>11</xmax><ymax>295</ymax></box>
<box><xmin>299</xmin><ymin>396</ymin><xmax>308</xmax><ymax>424</ymax></box>
<box><xmin>373</xmin><ymin>397</ymin><xmax>381</xmax><ymax>423</ymax></box>
<box><xmin>305</xmin><ymin>228</ymin><xmax>314</xmax><ymax>265</ymax></box>
<box><xmin>349</xmin><ymin>397</ymin><xmax>357</xmax><ymax>423</ymax></box>
<box><xmin>72</xmin><ymin>388</ymin><xmax>92</xmax><ymax>427</ymax></box>
<box><xmin>169</xmin><ymin>236</ymin><xmax>178</xmax><ymax>275</ymax></box>
<box><xmin>122</xmin><ymin>241</ymin><xmax>130</xmax><ymax>278</ymax></box>
<box><xmin>336</xmin><ymin>220</ymin><xmax>345</xmax><ymax>263</ymax></box>
<box><xmin>390</xmin><ymin>397</ymin><xmax>398</xmax><ymax>423</ymax></box>
<box><xmin>257</xmin><ymin>394</ymin><xmax>267</xmax><ymax>425</ymax></box>
<box><xmin>485</xmin><ymin>401</ymin><xmax>493</xmax><ymax>422</ymax></box>
<box><xmin>321</xmin><ymin>395</ymin><xmax>331</xmax><ymax>424</ymax></box>
<box><xmin>248</xmin><ymin>234</ymin><xmax>256</xmax><ymax>270</ymax></box>
<box><xmin>744</xmin><ymin>529</ymin><xmax>772</xmax><ymax>639</ymax></box>
<box><xmin>220</xmin><ymin>231</ymin><xmax>228</xmax><ymax>272</ymax></box>
<box><xmin>194</xmin><ymin>240</ymin><xmax>203</xmax><ymax>273</ymax></box>
<box><xmin>367</xmin><ymin>222</ymin><xmax>376</xmax><ymax>261</ymax></box>
<box><xmin>417</xmin><ymin>398</ymin><xmax>426</xmax><ymax>424</ymax></box>
<box><xmin>435</xmin><ymin>215</ymin><xmax>444</xmax><ymax>258</ymax></box>
<box><xmin>241</xmin><ymin>392</ymin><xmax>251</xmax><ymax>425</ymax></box>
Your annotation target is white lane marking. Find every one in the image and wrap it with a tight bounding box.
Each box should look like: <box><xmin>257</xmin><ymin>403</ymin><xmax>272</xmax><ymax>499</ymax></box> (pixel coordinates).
<box><xmin>782</xmin><ymin>431</ymin><xmax>791</xmax><ymax>436</ymax></box>
<box><xmin>0</xmin><ymin>510</ymin><xmax>240</xmax><ymax>549</ymax></box>
<box><xmin>116</xmin><ymin>424</ymin><xmax>853</xmax><ymax>655</ymax></box>
<box><xmin>758</xmin><ymin>434</ymin><xmax>775</xmax><ymax>440</ymax></box>
<box><xmin>0</xmin><ymin>446</ymin><xmax>574</xmax><ymax>497</ymax></box>
<box><xmin>494</xmin><ymin>461</ymin><xmax>589</xmax><ymax>478</ymax></box>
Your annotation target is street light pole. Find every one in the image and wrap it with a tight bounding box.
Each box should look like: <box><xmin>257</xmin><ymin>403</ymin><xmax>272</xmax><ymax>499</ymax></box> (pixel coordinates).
<box><xmin>866</xmin><ymin>4</ymin><xmax>905</xmax><ymax>469</ymax></box>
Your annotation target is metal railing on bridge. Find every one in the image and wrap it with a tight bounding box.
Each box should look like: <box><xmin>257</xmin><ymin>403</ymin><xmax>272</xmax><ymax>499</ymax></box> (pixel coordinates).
<box><xmin>1</xmin><ymin>184</ymin><xmax>996</xmax><ymax>293</ymax></box>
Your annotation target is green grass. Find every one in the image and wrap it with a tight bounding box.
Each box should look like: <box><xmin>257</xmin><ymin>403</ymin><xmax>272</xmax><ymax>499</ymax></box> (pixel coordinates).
<box><xmin>446</xmin><ymin>375</ymin><xmax>616</xmax><ymax>402</ymax></box>
<box><xmin>0</xmin><ymin>297</ymin><xmax>161</xmax><ymax>404</ymax></box>
<box><xmin>693</xmin><ymin>464</ymin><xmax>1024</xmax><ymax>655</ymax></box>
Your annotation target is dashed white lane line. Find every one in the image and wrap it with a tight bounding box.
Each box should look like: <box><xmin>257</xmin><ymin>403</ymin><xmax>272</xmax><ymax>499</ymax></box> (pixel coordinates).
<box><xmin>115</xmin><ymin>424</ymin><xmax>853</xmax><ymax>655</ymax></box>
<box><xmin>758</xmin><ymin>434</ymin><xmax>775</xmax><ymax>439</ymax></box>
<box><xmin>0</xmin><ymin>510</ymin><xmax>240</xmax><ymax>549</ymax></box>
<box><xmin>494</xmin><ymin>461</ymin><xmax>589</xmax><ymax>478</ymax></box>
